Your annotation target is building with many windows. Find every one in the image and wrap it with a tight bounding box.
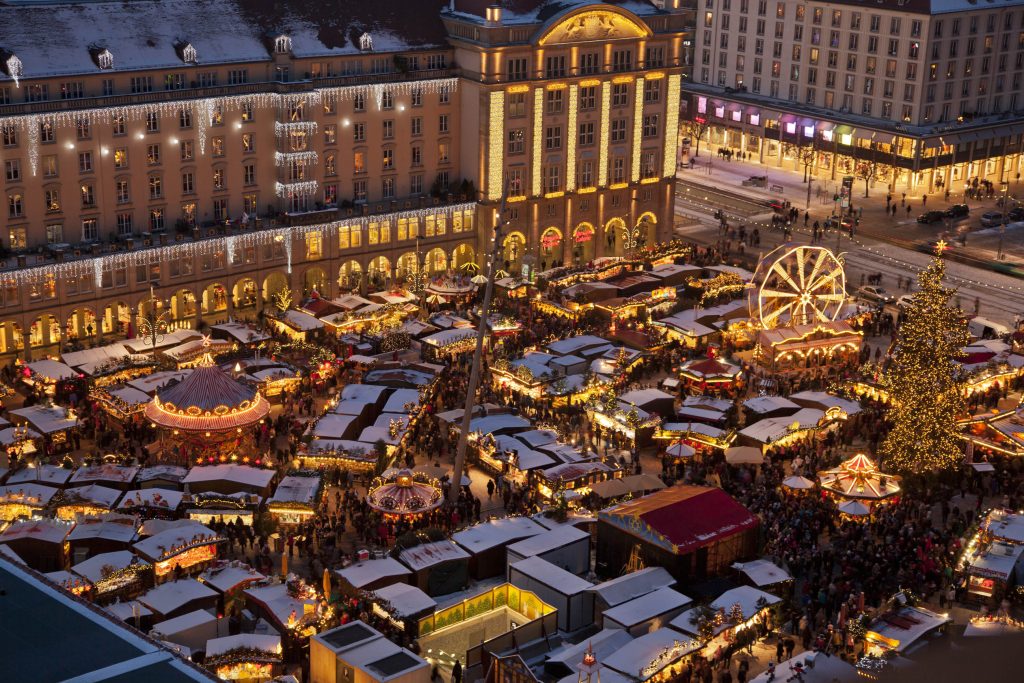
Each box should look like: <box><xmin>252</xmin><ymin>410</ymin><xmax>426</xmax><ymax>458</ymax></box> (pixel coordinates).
<box><xmin>685</xmin><ymin>0</ymin><xmax>1024</xmax><ymax>194</ymax></box>
<box><xmin>0</xmin><ymin>0</ymin><xmax>690</xmax><ymax>357</ymax></box>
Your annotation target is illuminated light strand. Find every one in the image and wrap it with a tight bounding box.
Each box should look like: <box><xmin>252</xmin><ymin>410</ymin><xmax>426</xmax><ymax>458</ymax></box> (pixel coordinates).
<box><xmin>632</xmin><ymin>76</ymin><xmax>645</xmax><ymax>183</ymax></box>
<box><xmin>566</xmin><ymin>85</ymin><xmax>578</xmax><ymax>192</ymax></box>
<box><xmin>663</xmin><ymin>74</ymin><xmax>682</xmax><ymax>178</ymax></box>
<box><xmin>274</xmin><ymin>151</ymin><xmax>319</xmax><ymax>166</ymax></box>
<box><xmin>532</xmin><ymin>87</ymin><xmax>543</xmax><ymax>197</ymax></box>
<box><xmin>598</xmin><ymin>82</ymin><xmax>611</xmax><ymax>187</ymax></box>
<box><xmin>487</xmin><ymin>90</ymin><xmax>505</xmax><ymax>201</ymax></box>
<box><xmin>0</xmin><ymin>202</ymin><xmax>477</xmax><ymax>289</ymax></box>
<box><xmin>274</xmin><ymin>181</ymin><xmax>320</xmax><ymax>198</ymax></box>
<box><xmin>274</xmin><ymin>121</ymin><xmax>318</xmax><ymax>137</ymax></box>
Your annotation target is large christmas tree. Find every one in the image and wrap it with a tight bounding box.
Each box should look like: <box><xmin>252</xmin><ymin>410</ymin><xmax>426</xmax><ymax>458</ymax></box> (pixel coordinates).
<box><xmin>880</xmin><ymin>243</ymin><xmax>968</xmax><ymax>474</ymax></box>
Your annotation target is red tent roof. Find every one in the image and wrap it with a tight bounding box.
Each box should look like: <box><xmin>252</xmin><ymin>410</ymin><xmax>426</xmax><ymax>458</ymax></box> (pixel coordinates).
<box><xmin>600</xmin><ymin>485</ymin><xmax>758</xmax><ymax>555</ymax></box>
<box><xmin>682</xmin><ymin>358</ymin><xmax>739</xmax><ymax>378</ymax></box>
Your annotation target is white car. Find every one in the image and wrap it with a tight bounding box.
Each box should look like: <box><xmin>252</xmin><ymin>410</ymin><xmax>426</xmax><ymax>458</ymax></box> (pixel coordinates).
<box><xmin>856</xmin><ymin>285</ymin><xmax>894</xmax><ymax>304</ymax></box>
<box><xmin>896</xmin><ymin>294</ymin><xmax>915</xmax><ymax>309</ymax></box>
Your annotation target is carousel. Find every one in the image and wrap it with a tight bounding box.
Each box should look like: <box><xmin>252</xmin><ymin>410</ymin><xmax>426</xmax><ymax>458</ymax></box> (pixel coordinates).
<box><xmin>144</xmin><ymin>351</ymin><xmax>271</xmax><ymax>463</ymax></box>
<box><xmin>818</xmin><ymin>453</ymin><xmax>901</xmax><ymax>508</ymax></box>
<box><xmin>365</xmin><ymin>469</ymin><xmax>443</xmax><ymax>521</ymax></box>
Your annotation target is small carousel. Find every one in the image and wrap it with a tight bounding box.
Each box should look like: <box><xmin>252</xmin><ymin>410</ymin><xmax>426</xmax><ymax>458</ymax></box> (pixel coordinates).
<box><xmin>366</xmin><ymin>469</ymin><xmax>444</xmax><ymax>521</ymax></box>
<box><xmin>818</xmin><ymin>453</ymin><xmax>901</xmax><ymax>518</ymax></box>
<box><xmin>144</xmin><ymin>350</ymin><xmax>271</xmax><ymax>463</ymax></box>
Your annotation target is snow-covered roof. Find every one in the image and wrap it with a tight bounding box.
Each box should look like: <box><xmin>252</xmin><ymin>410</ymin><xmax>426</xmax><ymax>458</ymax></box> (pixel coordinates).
<box><xmin>268</xmin><ymin>475</ymin><xmax>321</xmax><ymax>507</ymax></box>
<box><xmin>867</xmin><ymin>604</ymin><xmax>950</xmax><ymax>653</ymax></box>
<box><xmin>105</xmin><ymin>600</ymin><xmax>153</xmax><ymax>622</ymax></box>
<box><xmin>151</xmin><ymin>609</ymin><xmax>217</xmax><ymax>638</ymax></box>
<box><xmin>206</xmin><ymin>633</ymin><xmax>281</xmax><ymax>658</ymax></box>
<box><xmin>62</xmin><ymin>343</ymin><xmax>129</xmax><ymax>374</ymax></box>
<box><xmin>123</xmin><ymin>329</ymin><xmax>202</xmax><ymax>354</ymax></box>
<box><xmin>604</xmin><ymin>628</ymin><xmax>701</xmax><ymax>681</ymax></box>
<box><xmin>422</xmin><ymin>327</ymin><xmax>476</xmax><ymax>348</ymax></box>
<box><xmin>788</xmin><ymin>391</ymin><xmax>863</xmax><ymax>416</ymax></box>
<box><xmin>107</xmin><ymin>386</ymin><xmax>152</xmax><ymax>407</ymax></box>
<box><xmin>138</xmin><ymin>465</ymin><xmax>189</xmax><ymax>484</ymax></box>
<box><xmin>199</xmin><ymin>562</ymin><xmax>266</xmax><ymax>593</ymax></box>
<box><xmin>244</xmin><ymin>581</ymin><xmax>318</xmax><ymax>627</ymax></box>
<box><xmin>127</xmin><ymin>371</ymin><xmax>191</xmax><ymax>394</ymax></box>
<box><xmin>210</xmin><ymin>322</ymin><xmax>271</xmax><ymax>344</ymax></box>
<box><xmin>602</xmin><ymin>586</ymin><xmax>692</xmax><ymax>627</ymax></box>
<box><xmin>968</xmin><ymin>541</ymin><xmax>1024</xmax><ymax>579</ymax></box>
<box><xmin>510</xmin><ymin>556</ymin><xmax>593</xmax><ymax>594</ymax></box>
<box><xmin>336</xmin><ymin>557</ymin><xmax>410</xmax><ymax>589</ymax></box>
<box><xmin>452</xmin><ymin>516</ymin><xmax>546</xmax><ymax>553</ymax></box>
<box><xmin>373</xmin><ymin>582</ymin><xmax>437</xmax><ymax>617</ymax></box>
<box><xmin>618</xmin><ymin>388</ymin><xmax>674</xmax><ymax>407</ymax></box>
<box><xmin>59</xmin><ymin>483</ymin><xmax>124</xmax><ymax>510</ymax></box>
<box><xmin>506</xmin><ymin>525</ymin><xmax>589</xmax><ymax>559</ymax></box>
<box><xmin>67</xmin><ymin>519</ymin><xmax>138</xmax><ymax>544</ymax></box>
<box><xmin>743</xmin><ymin>396</ymin><xmax>800</xmax><ymax>414</ymax></box>
<box><xmin>341</xmin><ymin>383</ymin><xmax>389</xmax><ymax>403</ymax></box>
<box><xmin>546</xmin><ymin>628</ymin><xmax>635</xmax><ymax>670</ymax></box>
<box><xmin>282</xmin><ymin>309</ymin><xmax>324</xmax><ymax>331</ymax></box>
<box><xmin>182</xmin><ymin>465</ymin><xmax>274</xmax><ymax>489</ymax></box>
<box><xmin>986</xmin><ymin>509</ymin><xmax>1024</xmax><ymax>544</ymax></box>
<box><xmin>118</xmin><ymin>488</ymin><xmax>185</xmax><ymax>511</ymax></box>
<box><xmin>138</xmin><ymin>579</ymin><xmax>218</xmax><ymax>616</ymax></box>
<box><xmin>0</xmin><ymin>518</ymin><xmax>74</xmax><ymax>544</ymax></box>
<box><xmin>546</xmin><ymin>335</ymin><xmax>614</xmax><ymax>357</ymax></box>
<box><xmin>731</xmin><ymin>559</ymin><xmax>792</xmax><ymax>586</ymax></box>
<box><xmin>397</xmin><ymin>540</ymin><xmax>469</xmax><ymax>571</ymax></box>
<box><xmin>313</xmin><ymin>413</ymin><xmax>359</xmax><ymax>439</ymax></box>
<box><xmin>70</xmin><ymin>464</ymin><xmax>140</xmax><ymax>485</ymax></box>
<box><xmin>9</xmin><ymin>405</ymin><xmax>79</xmax><ymax>434</ymax></box>
<box><xmin>382</xmin><ymin>388</ymin><xmax>422</xmax><ymax>414</ymax></box>
<box><xmin>589</xmin><ymin>567</ymin><xmax>676</xmax><ymax>607</ymax></box>
<box><xmin>132</xmin><ymin>522</ymin><xmax>221</xmax><ymax>562</ymax></box>
<box><xmin>738</xmin><ymin>408</ymin><xmax>826</xmax><ymax>444</ymax></box>
<box><xmin>71</xmin><ymin>550</ymin><xmax>142</xmax><ymax>584</ymax></box>
<box><xmin>26</xmin><ymin>359</ymin><xmax>78</xmax><ymax>381</ymax></box>
<box><xmin>0</xmin><ymin>482</ymin><xmax>59</xmax><ymax>507</ymax></box>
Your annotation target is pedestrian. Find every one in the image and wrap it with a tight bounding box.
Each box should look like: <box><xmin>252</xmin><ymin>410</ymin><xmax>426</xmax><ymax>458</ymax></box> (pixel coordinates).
<box><xmin>451</xmin><ymin>660</ymin><xmax>462</xmax><ymax>683</ymax></box>
<box><xmin>906</xmin><ymin>205</ymin><xmax>912</xmax><ymax>217</ymax></box>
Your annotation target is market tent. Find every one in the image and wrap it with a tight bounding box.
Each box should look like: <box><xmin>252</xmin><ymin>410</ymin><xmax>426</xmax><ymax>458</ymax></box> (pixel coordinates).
<box><xmin>781</xmin><ymin>475</ymin><xmax>815</xmax><ymax>490</ymax></box>
<box><xmin>838</xmin><ymin>500</ymin><xmax>871</xmax><ymax>516</ymax></box>
<box><xmin>62</xmin><ymin>343</ymin><xmax>130</xmax><ymax>375</ymax></box>
<box><xmin>664</xmin><ymin>441</ymin><xmax>696</xmax><ymax>458</ymax></box>
<box><xmin>621</xmin><ymin>473</ymin><xmax>666</xmax><ymax>494</ymax></box>
<box><xmin>731</xmin><ymin>559</ymin><xmax>792</xmax><ymax>587</ymax></box>
<box><xmin>372</xmin><ymin>582</ymin><xmax>437</xmax><ymax>617</ymax></box>
<box><xmin>591</xmin><ymin>478</ymin><xmax>630</xmax><ymax>499</ymax></box>
<box><xmin>725</xmin><ymin>446</ymin><xmax>764</xmax><ymax>465</ymax></box>
<box><xmin>0</xmin><ymin>426</ymin><xmax>42</xmax><ymax>446</ymax></box>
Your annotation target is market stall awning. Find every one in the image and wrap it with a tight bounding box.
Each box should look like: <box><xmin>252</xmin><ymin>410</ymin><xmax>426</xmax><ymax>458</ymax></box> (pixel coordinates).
<box><xmin>725</xmin><ymin>446</ymin><xmax>764</xmax><ymax>465</ymax></box>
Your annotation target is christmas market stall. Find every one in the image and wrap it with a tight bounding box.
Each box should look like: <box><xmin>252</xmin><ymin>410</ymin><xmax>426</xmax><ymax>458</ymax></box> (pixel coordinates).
<box><xmin>0</xmin><ymin>482</ymin><xmax>57</xmax><ymax>521</ymax></box>
<box><xmin>731</xmin><ymin>558</ymin><xmax>793</xmax><ymax>593</ymax></box>
<box><xmin>669</xmin><ymin>586</ymin><xmax>781</xmax><ymax>655</ymax></box>
<box><xmin>654</xmin><ymin>422</ymin><xmax>735</xmax><ymax>457</ymax></box>
<box><xmin>117</xmin><ymin>488</ymin><xmax>185</xmax><ymax>518</ymax></box>
<box><xmin>860</xmin><ymin>595</ymin><xmax>951</xmax><ymax>657</ymax></box>
<box><xmin>137</xmin><ymin>465</ymin><xmax>189</xmax><ymax>490</ymax></box>
<box><xmin>182</xmin><ymin>464</ymin><xmax>275</xmax><ymax>497</ymax></box>
<box><xmin>145</xmin><ymin>359</ymin><xmax>271</xmax><ymax>463</ymax></box>
<box><xmin>71</xmin><ymin>550</ymin><xmax>151</xmax><ymax>602</ymax></box>
<box><xmin>372</xmin><ymin>582</ymin><xmax>438</xmax><ymax>633</ymax></box>
<box><xmin>395</xmin><ymin>539</ymin><xmax>470</xmax><ymax>597</ymax></box>
<box><xmin>509</xmin><ymin>555</ymin><xmax>596</xmax><ymax>632</ymax></box>
<box><xmin>453</xmin><ymin>516</ymin><xmax>547</xmax><ymax>580</ymax></box>
<box><xmin>506</xmin><ymin>525</ymin><xmax>591</xmax><ymax>576</ymax></box>
<box><xmin>53</xmin><ymin>484</ymin><xmax>124</xmax><ymax>520</ymax></box>
<box><xmin>243</xmin><ymin>574</ymin><xmax>333</xmax><ymax>638</ymax></box>
<box><xmin>9</xmin><ymin>405</ymin><xmax>80</xmax><ymax>451</ymax></box>
<box><xmin>5</xmin><ymin>463</ymin><xmax>72</xmax><ymax>488</ymax></box>
<box><xmin>737</xmin><ymin>408</ymin><xmax>835</xmax><ymax>454</ymax></box>
<box><xmin>754</xmin><ymin>322</ymin><xmax>863</xmax><ymax>374</ymax></box>
<box><xmin>601</xmin><ymin>585</ymin><xmax>693</xmax><ymax>636</ymax></box>
<box><xmin>199</xmin><ymin>560</ymin><xmax>267</xmax><ymax>602</ymax></box>
<box><xmin>162</xmin><ymin>337</ymin><xmax>233</xmax><ymax>369</ymax></box>
<box><xmin>68</xmin><ymin>463</ymin><xmax>140</xmax><ymax>491</ymax></box>
<box><xmin>0</xmin><ymin>518</ymin><xmax>73</xmax><ymax>571</ymax></box>
<box><xmin>959</xmin><ymin>509</ymin><xmax>1024</xmax><ymax>603</ymax></box>
<box><xmin>1</xmin><ymin>425</ymin><xmax>42</xmax><ymax>466</ymax></box>
<box><xmin>585</xmin><ymin>392</ymin><xmax>664</xmax><ymax>446</ymax></box>
<box><xmin>597</xmin><ymin>486</ymin><xmax>759</xmax><ymax>584</ymax></box>
<box><xmin>336</xmin><ymin>556</ymin><xmax>412</xmax><ymax>593</ymax></box>
<box><xmin>534</xmin><ymin>461</ymin><xmax>620</xmax><ymax>502</ymax></box>
<box><xmin>204</xmin><ymin>634</ymin><xmax>283</xmax><ymax>682</ymax></box>
<box><xmin>420</xmin><ymin>327</ymin><xmax>478</xmax><ymax>360</ymax></box>
<box><xmin>137</xmin><ymin>577</ymin><xmax>219</xmax><ymax>620</ymax></box>
<box><xmin>21</xmin><ymin>359</ymin><xmax>78</xmax><ymax>394</ymax></box>
<box><xmin>92</xmin><ymin>385</ymin><xmax>152</xmax><ymax>421</ymax></box>
<box><xmin>817</xmin><ymin>454</ymin><xmax>901</xmax><ymax>509</ymax></box>
<box><xmin>603</xmin><ymin>628</ymin><xmax>701</xmax><ymax>683</ymax></box>
<box><xmin>132</xmin><ymin>521</ymin><xmax>224</xmax><ymax>581</ymax></box>
<box><xmin>266</xmin><ymin>473</ymin><xmax>323</xmax><ymax>525</ymax></box>
<box><xmin>66</xmin><ymin>515</ymin><xmax>139</xmax><ymax>560</ymax></box>
<box><xmin>678</xmin><ymin>357</ymin><xmax>743</xmax><ymax>393</ymax></box>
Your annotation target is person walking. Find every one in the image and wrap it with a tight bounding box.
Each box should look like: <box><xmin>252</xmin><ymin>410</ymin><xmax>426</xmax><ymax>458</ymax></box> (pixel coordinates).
<box><xmin>451</xmin><ymin>660</ymin><xmax>462</xmax><ymax>683</ymax></box>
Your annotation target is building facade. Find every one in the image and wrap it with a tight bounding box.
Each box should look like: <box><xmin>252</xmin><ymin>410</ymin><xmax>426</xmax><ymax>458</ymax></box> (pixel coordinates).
<box><xmin>0</xmin><ymin>0</ymin><xmax>690</xmax><ymax>358</ymax></box>
<box><xmin>685</xmin><ymin>0</ymin><xmax>1024</xmax><ymax>194</ymax></box>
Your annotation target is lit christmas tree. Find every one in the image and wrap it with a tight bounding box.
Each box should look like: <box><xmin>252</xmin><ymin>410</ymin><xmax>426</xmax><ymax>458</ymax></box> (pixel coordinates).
<box><xmin>880</xmin><ymin>242</ymin><xmax>968</xmax><ymax>474</ymax></box>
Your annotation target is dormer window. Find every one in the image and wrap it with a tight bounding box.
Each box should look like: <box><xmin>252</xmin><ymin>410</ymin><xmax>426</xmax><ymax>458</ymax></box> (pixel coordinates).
<box><xmin>182</xmin><ymin>43</ymin><xmax>197</xmax><ymax>63</ymax></box>
<box><xmin>4</xmin><ymin>54</ymin><xmax>23</xmax><ymax>87</ymax></box>
<box><xmin>96</xmin><ymin>49</ymin><xmax>113</xmax><ymax>70</ymax></box>
<box><xmin>359</xmin><ymin>33</ymin><xmax>373</xmax><ymax>52</ymax></box>
<box><xmin>275</xmin><ymin>35</ymin><xmax>292</xmax><ymax>54</ymax></box>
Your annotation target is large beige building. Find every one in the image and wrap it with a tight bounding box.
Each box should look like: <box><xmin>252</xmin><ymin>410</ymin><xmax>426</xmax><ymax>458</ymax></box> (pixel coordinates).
<box><xmin>686</xmin><ymin>0</ymin><xmax>1024</xmax><ymax>193</ymax></box>
<box><xmin>0</xmin><ymin>0</ymin><xmax>690</xmax><ymax>358</ymax></box>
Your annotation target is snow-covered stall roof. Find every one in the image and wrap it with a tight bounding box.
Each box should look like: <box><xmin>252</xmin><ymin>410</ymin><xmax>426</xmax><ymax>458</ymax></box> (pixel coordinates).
<box><xmin>118</xmin><ymin>488</ymin><xmax>185</xmax><ymax>511</ymax></box>
<box><xmin>986</xmin><ymin>509</ymin><xmax>1024</xmax><ymax>544</ymax></box>
<box><xmin>788</xmin><ymin>391</ymin><xmax>863</xmax><ymax>416</ymax></box>
<box><xmin>397</xmin><ymin>540</ymin><xmax>469</xmax><ymax>571</ymax></box>
<box><xmin>9</xmin><ymin>405</ymin><xmax>80</xmax><ymax>434</ymax></box>
<box><xmin>452</xmin><ymin>516</ymin><xmax>546</xmax><ymax>554</ymax></box>
<box><xmin>0</xmin><ymin>518</ymin><xmax>73</xmax><ymax>545</ymax></box>
<box><xmin>199</xmin><ymin>562</ymin><xmax>266</xmax><ymax>593</ymax></box>
<box><xmin>123</xmin><ymin>329</ymin><xmax>202</xmax><ymax>354</ymax></box>
<box><xmin>58</xmin><ymin>483</ymin><xmax>124</xmax><ymax>511</ymax></box>
<box><xmin>26</xmin><ymin>359</ymin><xmax>77</xmax><ymax>381</ymax></box>
<box><xmin>738</xmin><ymin>408</ymin><xmax>826</xmax><ymax>444</ymax></box>
<box><xmin>268</xmin><ymin>476</ymin><xmax>321</xmax><ymax>507</ymax></box>
<box><xmin>62</xmin><ymin>344</ymin><xmax>129</xmax><ymax>374</ymax></box>
<box><xmin>603</xmin><ymin>628</ymin><xmax>701</xmax><ymax>682</ymax></box>
<box><xmin>210</xmin><ymin>322</ymin><xmax>271</xmax><ymax>344</ymax></box>
<box><xmin>336</xmin><ymin>557</ymin><xmax>410</xmax><ymax>589</ymax></box>
<box><xmin>506</xmin><ymin>525</ymin><xmax>589</xmax><ymax>559</ymax></box>
<box><xmin>127</xmin><ymin>371</ymin><xmax>191</xmax><ymax>394</ymax></box>
<box><xmin>132</xmin><ymin>522</ymin><xmax>222</xmax><ymax>563</ymax></box>
<box><xmin>743</xmin><ymin>396</ymin><xmax>800</xmax><ymax>415</ymax></box>
<box><xmin>138</xmin><ymin>579</ymin><xmax>218</xmax><ymax>617</ymax></box>
<box><xmin>510</xmin><ymin>556</ymin><xmax>593</xmax><ymax>594</ymax></box>
<box><xmin>71</xmin><ymin>550</ymin><xmax>141</xmax><ymax>584</ymax></box>
<box><xmin>731</xmin><ymin>559</ymin><xmax>792</xmax><ymax>587</ymax></box>
<box><xmin>0</xmin><ymin>482</ymin><xmax>59</xmax><ymax>507</ymax></box>
<box><xmin>602</xmin><ymin>586</ymin><xmax>692</xmax><ymax>628</ymax></box>
<box><xmin>6</xmin><ymin>465</ymin><xmax>72</xmax><ymax>487</ymax></box>
<box><xmin>67</xmin><ymin>519</ymin><xmax>138</xmax><ymax>544</ymax></box>
<box><xmin>182</xmin><ymin>465</ymin><xmax>274</xmax><ymax>490</ymax></box>
<box><xmin>373</xmin><ymin>582</ymin><xmax>437</xmax><ymax>617</ymax></box>
<box><xmin>589</xmin><ymin>567</ymin><xmax>677</xmax><ymax>607</ymax></box>
<box><xmin>70</xmin><ymin>464</ymin><xmax>139</xmax><ymax>486</ymax></box>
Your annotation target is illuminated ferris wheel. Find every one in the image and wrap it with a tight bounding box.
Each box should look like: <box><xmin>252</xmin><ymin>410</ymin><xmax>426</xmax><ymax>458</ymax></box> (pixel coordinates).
<box><xmin>749</xmin><ymin>244</ymin><xmax>846</xmax><ymax>328</ymax></box>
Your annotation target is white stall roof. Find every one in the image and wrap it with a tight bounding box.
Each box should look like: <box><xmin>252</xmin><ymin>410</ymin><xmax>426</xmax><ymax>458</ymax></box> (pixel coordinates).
<box><xmin>867</xmin><ymin>605</ymin><xmax>950</xmax><ymax>653</ymax></box>
<box><xmin>709</xmin><ymin>585</ymin><xmax>781</xmax><ymax>616</ymax></box>
<box><xmin>9</xmin><ymin>405</ymin><xmax>80</xmax><ymax>434</ymax></box>
<box><xmin>602</xmin><ymin>587</ymin><xmax>692</xmax><ymax>627</ymax></box>
<box><xmin>70</xmin><ymin>464</ymin><xmax>140</xmax><ymax>485</ymax></box>
<box><xmin>337</xmin><ymin>557</ymin><xmax>410</xmax><ymax>589</ymax></box>
<box><xmin>282</xmin><ymin>309</ymin><xmax>324</xmax><ymax>331</ymax></box>
<box><xmin>0</xmin><ymin>482</ymin><xmax>58</xmax><ymax>506</ymax></box>
<box><xmin>516</xmin><ymin>429</ymin><xmax>560</xmax><ymax>448</ymax></box>
<box><xmin>467</xmin><ymin>414</ymin><xmax>532</xmax><ymax>435</ymax></box>
<box><xmin>618</xmin><ymin>388</ymin><xmax>674</xmax><ymax>407</ymax></box>
<box><xmin>139</xmin><ymin>579</ymin><xmax>217</xmax><ymax>616</ymax></box>
<box><xmin>123</xmin><ymin>329</ymin><xmax>201</xmax><ymax>353</ymax></box>
<box><xmin>557</xmin><ymin>667</ymin><xmax>634</xmax><ymax>683</ymax></box>
<box><xmin>72</xmin><ymin>551</ymin><xmax>140</xmax><ymax>584</ymax></box>
<box><xmin>739</xmin><ymin>409</ymin><xmax>825</xmax><ymax>444</ymax></box>
<box><xmin>60</xmin><ymin>483</ymin><xmax>124</xmax><ymax>510</ymax></box>
<box><xmin>589</xmin><ymin>567</ymin><xmax>677</xmax><ymax>607</ymax></box>
<box><xmin>244</xmin><ymin>582</ymin><xmax>318</xmax><ymax>627</ymax></box>
<box><xmin>546</xmin><ymin>335</ymin><xmax>613</xmax><ymax>356</ymax></box>
<box><xmin>133</xmin><ymin>522</ymin><xmax>220</xmax><ymax>562</ymax></box>
<box><xmin>62</xmin><ymin>343</ymin><xmax>129</xmax><ymax>373</ymax></box>
<box><xmin>27</xmin><ymin>359</ymin><xmax>78</xmax><ymax>381</ymax></box>
<box><xmin>397</xmin><ymin>540</ymin><xmax>469</xmax><ymax>572</ymax></box>
<box><xmin>604</xmin><ymin>628</ymin><xmax>701</xmax><ymax>681</ymax></box>
<box><xmin>452</xmin><ymin>516</ymin><xmax>546</xmax><ymax>554</ymax></box>
<box><xmin>152</xmin><ymin>609</ymin><xmax>217</xmax><ymax>638</ymax></box>
<box><xmin>206</xmin><ymin>634</ymin><xmax>281</xmax><ymax>658</ymax></box>
<box><xmin>105</xmin><ymin>600</ymin><xmax>153</xmax><ymax>622</ymax></box>
<box><xmin>118</xmin><ymin>488</ymin><xmax>185</xmax><ymax>511</ymax></box>
<box><xmin>126</xmin><ymin>370</ymin><xmax>191</xmax><ymax>394</ymax></box>
<box><xmin>210</xmin><ymin>322</ymin><xmax>270</xmax><ymax>344</ymax></box>
<box><xmin>969</xmin><ymin>542</ymin><xmax>1024</xmax><ymax>580</ymax></box>
<box><xmin>7</xmin><ymin>464</ymin><xmax>69</xmax><ymax>491</ymax></box>
<box><xmin>199</xmin><ymin>563</ymin><xmax>266</xmax><ymax>593</ymax></box>
<box><xmin>183</xmin><ymin>465</ymin><xmax>274</xmax><ymax>490</ymax></box>
<box><xmin>314</xmin><ymin>413</ymin><xmax>359</xmax><ymax>439</ymax></box>
<box><xmin>743</xmin><ymin>396</ymin><xmax>800</xmax><ymax>414</ymax></box>
<box><xmin>547</xmin><ymin>628</ymin><xmax>635</xmax><ymax>670</ymax></box>
<box><xmin>68</xmin><ymin>519</ymin><xmax>138</xmax><ymax>544</ymax></box>
<box><xmin>107</xmin><ymin>386</ymin><xmax>152</xmax><ymax>406</ymax></box>
<box><xmin>382</xmin><ymin>389</ymin><xmax>422</xmax><ymax>413</ymax></box>
<box><xmin>986</xmin><ymin>509</ymin><xmax>1024</xmax><ymax>544</ymax></box>
<box><xmin>788</xmin><ymin>391</ymin><xmax>863</xmax><ymax>416</ymax></box>
<box><xmin>373</xmin><ymin>583</ymin><xmax>437</xmax><ymax>617</ymax></box>
<box><xmin>507</xmin><ymin>525</ymin><xmax>589</xmax><ymax>559</ymax></box>
<box><xmin>510</xmin><ymin>556</ymin><xmax>593</xmax><ymax>594</ymax></box>
<box><xmin>341</xmin><ymin>383</ymin><xmax>389</xmax><ymax>403</ymax></box>
<box><xmin>731</xmin><ymin>559</ymin><xmax>792</xmax><ymax>586</ymax></box>
<box><xmin>268</xmin><ymin>476</ymin><xmax>321</xmax><ymax>506</ymax></box>
<box><xmin>138</xmin><ymin>465</ymin><xmax>189</xmax><ymax>484</ymax></box>
<box><xmin>0</xmin><ymin>426</ymin><xmax>42</xmax><ymax>447</ymax></box>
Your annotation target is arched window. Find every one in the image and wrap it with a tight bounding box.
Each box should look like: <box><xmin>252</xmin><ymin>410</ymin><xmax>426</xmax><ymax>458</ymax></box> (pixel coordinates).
<box><xmin>96</xmin><ymin>49</ymin><xmax>113</xmax><ymax>70</ymax></box>
<box><xmin>275</xmin><ymin>35</ymin><xmax>292</xmax><ymax>54</ymax></box>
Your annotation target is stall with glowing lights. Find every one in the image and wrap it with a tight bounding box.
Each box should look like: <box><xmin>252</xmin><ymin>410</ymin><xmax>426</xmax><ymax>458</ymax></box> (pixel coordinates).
<box><xmin>204</xmin><ymin>633</ymin><xmax>282</xmax><ymax>681</ymax></box>
<box><xmin>669</xmin><ymin>586</ymin><xmax>781</xmax><ymax>656</ymax></box>
<box><xmin>53</xmin><ymin>484</ymin><xmax>124</xmax><ymax>521</ymax></box>
<box><xmin>132</xmin><ymin>521</ymin><xmax>223</xmax><ymax>580</ymax></box>
<box><xmin>244</xmin><ymin>574</ymin><xmax>333</xmax><ymax>638</ymax></box>
<box><xmin>267</xmin><ymin>473</ymin><xmax>323</xmax><ymax>525</ymax></box>
<box><xmin>959</xmin><ymin>509</ymin><xmax>1024</xmax><ymax>603</ymax></box>
<box><xmin>755</xmin><ymin>322</ymin><xmax>863</xmax><ymax>374</ymax></box>
<box><xmin>678</xmin><ymin>357</ymin><xmax>743</xmax><ymax>392</ymax></box>
<box><xmin>366</xmin><ymin>469</ymin><xmax>443</xmax><ymax>521</ymax></box>
<box><xmin>0</xmin><ymin>483</ymin><xmax>57</xmax><ymax>521</ymax></box>
<box><xmin>71</xmin><ymin>550</ymin><xmax>151</xmax><ymax>600</ymax></box>
<box><xmin>145</xmin><ymin>355</ymin><xmax>271</xmax><ymax>463</ymax></box>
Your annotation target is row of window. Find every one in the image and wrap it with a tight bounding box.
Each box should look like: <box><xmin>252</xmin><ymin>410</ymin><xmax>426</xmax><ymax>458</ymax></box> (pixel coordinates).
<box><xmin>504</xmin><ymin>80</ymin><xmax>662</xmax><ymax>119</ymax></box>
<box><xmin>503</xmin><ymin>151</ymin><xmax>662</xmax><ymax>197</ymax></box>
<box><xmin>507</xmin><ymin>46</ymin><xmax>667</xmax><ymax>81</ymax></box>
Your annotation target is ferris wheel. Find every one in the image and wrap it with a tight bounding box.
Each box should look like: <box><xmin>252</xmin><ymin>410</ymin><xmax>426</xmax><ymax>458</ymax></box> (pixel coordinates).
<box><xmin>749</xmin><ymin>243</ymin><xmax>846</xmax><ymax>328</ymax></box>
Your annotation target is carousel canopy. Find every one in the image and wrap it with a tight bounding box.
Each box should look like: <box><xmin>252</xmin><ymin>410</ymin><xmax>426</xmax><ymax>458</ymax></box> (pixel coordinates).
<box><xmin>818</xmin><ymin>454</ymin><xmax>901</xmax><ymax>501</ymax></box>
<box><xmin>680</xmin><ymin>357</ymin><xmax>741</xmax><ymax>381</ymax></box>
<box><xmin>144</xmin><ymin>365</ymin><xmax>270</xmax><ymax>432</ymax></box>
<box><xmin>366</xmin><ymin>469</ymin><xmax>443</xmax><ymax>517</ymax></box>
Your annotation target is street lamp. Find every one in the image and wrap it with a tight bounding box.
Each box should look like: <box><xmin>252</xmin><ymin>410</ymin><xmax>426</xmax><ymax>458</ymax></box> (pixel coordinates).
<box><xmin>136</xmin><ymin>286</ymin><xmax>172</xmax><ymax>358</ymax></box>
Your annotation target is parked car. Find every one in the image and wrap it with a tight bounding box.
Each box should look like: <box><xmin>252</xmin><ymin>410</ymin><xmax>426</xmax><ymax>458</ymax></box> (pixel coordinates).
<box><xmin>944</xmin><ymin>204</ymin><xmax>970</xmax><ymax>219</ymax></box>
<box><xmin>1008</xmin><ymin>207</ymin><xmax>1024</xmax><ymax>221</ymax></box>
<box><xmin>856</xmin><ymin>285</ymin><xmax>894</xmax><ymax>304</ymax></box>
<box><xmin>896</xmin><ymin>294</ymin><xmax>915</xmax><ymax>309</ymax></box>
<box><xmin>917</xmin><ymin>210</ymin><xmax>946</xmax><ymax>224</ymax></box>
<box><xmin>824</xmin><ymin>214</ymin><xmax>854</xmax><ymax>230</ymax></box>
<box><xmin>980</xmin><ymin>211</ymin><xmax>1005</xmax><ymax>228</ymax></box>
